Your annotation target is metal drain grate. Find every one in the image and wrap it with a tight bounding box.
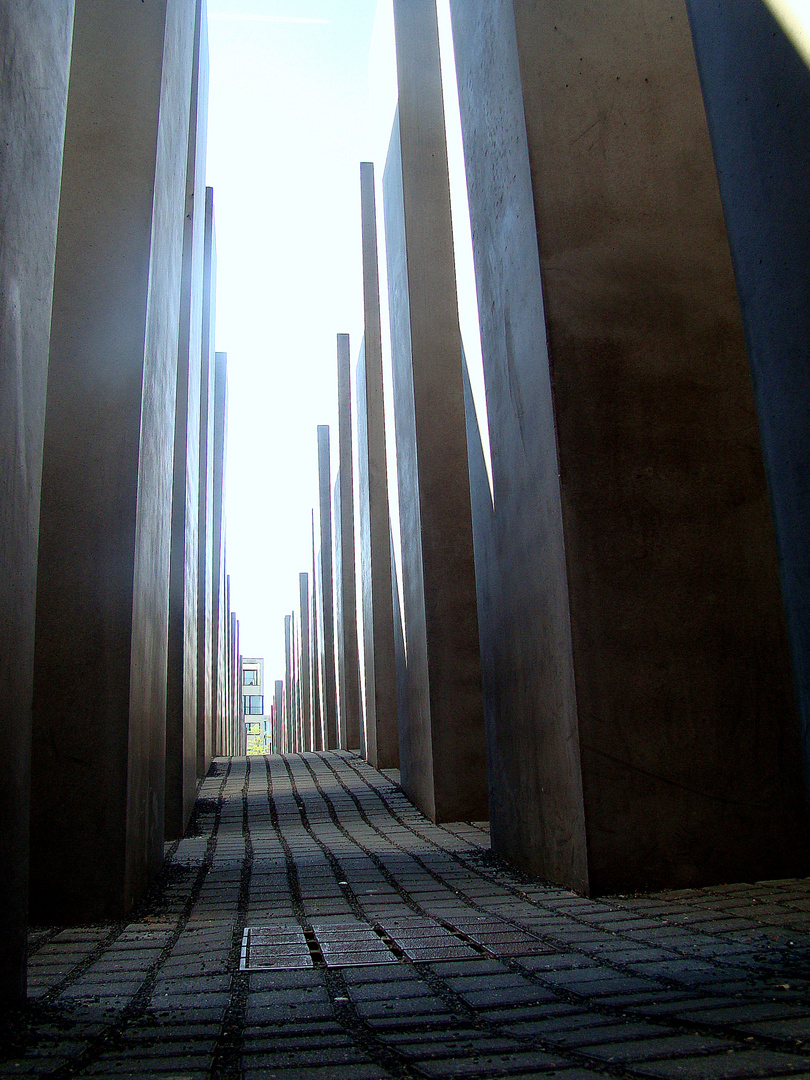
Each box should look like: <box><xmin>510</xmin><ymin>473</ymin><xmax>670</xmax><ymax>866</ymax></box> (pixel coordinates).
<box><xmin>240</xmin><ymin>914</ymin><xmax>547</xmax><ymax>971</ymax></box>
<box><xmin>240</xmin><ymin>924</ymin><xmax>314</xmax><ymax>970</ymax></box>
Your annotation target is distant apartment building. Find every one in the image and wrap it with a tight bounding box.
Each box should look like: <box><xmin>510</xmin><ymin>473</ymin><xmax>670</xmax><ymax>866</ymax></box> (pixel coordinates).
<box><xmin>242</xmin><ymin>657</ymin><xmax>269</xmax><ymax>753</ymax></box>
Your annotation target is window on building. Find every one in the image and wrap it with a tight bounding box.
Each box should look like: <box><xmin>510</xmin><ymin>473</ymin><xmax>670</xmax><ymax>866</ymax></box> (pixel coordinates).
<box><xmin>244</xmin><ymin>669</ymin><xmax>258</xmax><ymax>686</ymax></box>
<box><xmin>243</xmin><ymin>695</ymin><xmax>263</xmax><ymax>715</ymax></box>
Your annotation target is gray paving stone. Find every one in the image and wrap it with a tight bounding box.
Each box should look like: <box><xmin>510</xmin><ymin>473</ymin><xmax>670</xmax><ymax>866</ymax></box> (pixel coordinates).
<box><xmin>12</xmin><ymin>753</ymin><xmax>810</xmax><ymax>1080</ymax></box>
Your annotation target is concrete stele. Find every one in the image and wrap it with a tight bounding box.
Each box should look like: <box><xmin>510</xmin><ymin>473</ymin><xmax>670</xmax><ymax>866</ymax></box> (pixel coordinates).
<box><xmin>685</xmin><ymin>0</ymin><xmax>810</xmax><ymax>795</ymax></box>
<box><xmin>273</xmin><ymin>680</ymin><xmax>283</xmax><ymax>754</ymax></box>
<box><xmin>210</xmin><ymin>349</ymin><xmax>227</xmax><ymax>760</ymax></box>
<box><xmin>335</xmin><ymin>333</ymin><xmax>363</xmax><ymax>751</ymax></box>
<box><xmin>166</xmin><ymin>0</ymin><xmax>208</xmax><ymax>840</ymax></box>
<box><xmin>357</xmin><ymin>161</ymin><xmax>399</xmax><ymax>770</ymax></box>
<box><xmin>0</xmin><ymin>0</ymin><xmax>75</xmax><ymax>999</ymax></box>
<box><xmin>299</xmin><ymin>572</ymin><xmax>312</xmax><ymax>751</ymax></box>
<box><xmin>311</xmin><ymin>508</ymin><xmax>323</xmax><ymax>751</ymax></box>
<box><xmin>316</xmin><ymin>425</ymin><xmax>339</xmax><ymax>750</ymax></box>
<box><xmin>31</xmin><ymin>0</ymin><xmax>197</xmax><ymax>922</ymax></box>
<box><xmin>450</xmin><ymin>0</ymin><xmax>808</xmax><ymax>892</ymax></box>
<box><xmin>383</xmin><ymin>0</ymin><xmax>488</xmax><ymax>822</ymax></box>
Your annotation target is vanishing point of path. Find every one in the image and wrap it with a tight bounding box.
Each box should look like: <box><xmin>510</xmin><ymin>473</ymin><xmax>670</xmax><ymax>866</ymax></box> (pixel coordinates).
<box><xmin>4</xmin><ymin>751</ymin><xmax>810</xmax><ymax>1079</ymax></box>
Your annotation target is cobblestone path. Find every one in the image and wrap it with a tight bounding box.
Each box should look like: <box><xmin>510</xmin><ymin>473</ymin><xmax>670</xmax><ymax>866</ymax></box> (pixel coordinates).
<box><xmin>5</xmin><ymin>752</ymin><xmax>810</xmax><ymax>1078</ymax></box>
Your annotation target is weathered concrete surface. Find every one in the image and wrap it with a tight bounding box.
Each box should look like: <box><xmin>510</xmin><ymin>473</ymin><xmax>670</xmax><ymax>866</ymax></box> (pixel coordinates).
<box><xmin>335</xmin><ymin>334</ymin><xmax>362</xmax><ymax>752</ymax></box>
<box><xmin>30</xmin><ymin>0</ymin><xmax>196</xmax><ymax>922</ymax></box>
<box><xmin>384</xmin><ymin>0</ymin><xmax>488</xmax><ymax>824</ymax></box>
<box><xmin>196</xmin><ymin>194</ymin><xmax>217</xmax><ymax>777</ymax></box>
<box><xmin>357</xmin><ymin>163</ymin><xmax>399</xmax><ymax>771</ymax></box>
<box><xmin>299</xmin><ymin>573</ymin><xmax>312</xmax><ymax>751</ymax></box>
<box><xmin>0</xmin><ymin>0</ymin><xmax>74</xmax><ymax>1000</ymax></box>
<box><xmin>284</xmin><ymin>615</ymin><xmax>293</xmax><ymax>754</ymax></box>
<box><xmin>209</xmin><ymin>350</ymin><xmax>227</xmax><ymax>761</ymax></box>
<box><xmin>334</xmin><ymin>471</ymin><xmax>347</xmax><ymax>749</ymax></box>
<box><xmin>685</xmin><ymin>0</ymin><xmax>810</xmax><ymax>795</ymax></box>
<box><xmin>311</xmin><ymin>509</ymin><xmax>323</xmax><ymax>752</ymax></box>
<box><xmin>273</xmin><ymin>680</ymin><xmax>283</xmax><ymax>754</ymax></box>
<box><xmin>317</xmin><ymin>425</ymin><xmax>339</xmax><ymax>750</ymax></box>
<box><xmin>450</xmin><ymin>0</ymin><xmax>808</xmax><ymax>893</ymax></box>
<box><xmin>166</xmin><ymin>0</ymin><xmax>208</xmax><ymax>841</ymax></box>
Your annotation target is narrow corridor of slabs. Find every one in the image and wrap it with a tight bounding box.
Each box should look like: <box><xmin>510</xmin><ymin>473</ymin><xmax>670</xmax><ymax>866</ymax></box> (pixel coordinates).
<box><xmin>11</xmin><ymin>752</ymin><xmax>810</xmax><ymax>1079</ymax></box>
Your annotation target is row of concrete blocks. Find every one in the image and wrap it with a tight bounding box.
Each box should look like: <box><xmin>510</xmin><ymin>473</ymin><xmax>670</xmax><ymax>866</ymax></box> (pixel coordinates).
<box><xmin>277</xmin><ymin>0</ymin><xmax>810</xmax><ymax>907</ymax></box>
<box><xmin>0</xmin><ymin>0</ymin><xmax>245</xmax><ymax>1002</ymax></box>
<box><xmin>268</xmin><ymin>399</ymin><xmax>364</xmax><ymax>760</ymax></box>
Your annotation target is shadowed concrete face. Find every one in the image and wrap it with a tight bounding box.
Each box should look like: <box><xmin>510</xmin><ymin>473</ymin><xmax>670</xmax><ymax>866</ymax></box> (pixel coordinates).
<box><xmin>383</xmin><ymin>0</ymin><xmax>488</xmax><ymax>824</ymax></box>
<box><xmin>30</xmin><ymin>0</ymin><xmax>197</xmax><ymax>923</ymax></box>
<box><xmin>316</xmin><ymin>425</ymin><xmax>339</xmax><ymax>750</ymax></box>
<box><xmin>287</xmin><ymin>613</ymin><xmax>295</xmax><ymax>756</ymax></box>
<box><xmin>335</xmin><ymin>334</ymin><xmax>362</xmax><ymax>752</ymax></box>
<box><xmin>685</xmin><ymin>0</ymin><xmax>810</xmax><ymax>795</ymax></box>
<box><xmin>166</xmin><ymin>0</ymin><xmax>208</xmax><ymax>841</ymax></box>
<box><xmin>195</xmin><ymin>189</ymin><xmax>216</xmax><ymax>778</ymax></box>
<box><xmin>0</xmin><ymin>0</ymin><xmax>74</xmax><ymax>1000</ymax></box>
<box><xmin>274</xmin><ymin>680</ymin><xmax>283</xmax><ymax>753</ymax></box>
<box><xmin>357</xmin><ymin>162</ymin><xmax>399</xmax><ymax>771</ymax></box>
<box><xmin>210</xmin><ymin>350</ymin><xmax>227</xmax><ymax>761</ymax></box>
<box><xmin>299</xmin><ymin>572</ymin><xmax>312</xmax><ymax>751</ymax></box>
<box><xmin>311</xmin><ymin>508</ymin><xmax>323</xmax><ymax>751</ymax></box>
<box><xmin>451</xmin><ymin>0</ymin><xmax>808</xmax><ymax>893</ymax></box>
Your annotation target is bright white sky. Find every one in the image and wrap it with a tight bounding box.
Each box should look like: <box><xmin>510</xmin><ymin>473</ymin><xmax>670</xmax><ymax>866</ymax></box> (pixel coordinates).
<box><xmin>206</xmin><ymin>0</ymin><xmax>490</xmax><ymax>692</ymax></box>
<box><xmin>206</xmin><ymin>0</ymin><xmax>378</xmax><ymax>687</ymax></box>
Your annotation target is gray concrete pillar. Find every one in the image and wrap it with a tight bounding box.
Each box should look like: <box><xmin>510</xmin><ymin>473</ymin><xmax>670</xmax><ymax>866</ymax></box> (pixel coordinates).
<box><xmin>311</xmin><ymin>509</ymin><xmax>323</xmax><ymax>751</ymax></box>
<box><xmin>284</xmin><ymin>614</ymin><xmax>293</xmax><ymax>754</ymax></box>
<box><xmin>316</xmin><ymin>425</ymin><xmax>339</xmax><ymax>749</ymax></box>
<box><xmin>0</xmin><ymin>0</ymin><xmax>74</xmax><ymax>1000</ymax></box>
<box><xmin>296</xmin><ymin>613</ymin><xmax>302</xmax><ymax>751</ymax></box>
<box><xmin>299</xmin><ymin>572</ymin><xmax>312</xmax><ymax>751</ymax></box>
<box><xmin>209</xmin><ymin>350</ymin><xmax>227</xmax><ymax>764</ymax></box>
<box><xmin>166</xmin><ymin>0</ymin><xmax>208</xmax><ymax>840</ymax></box>
<box><xmin>30</xmin><ymin>0</ymin><xmax>197</xmax><ymax>922</ymax></box>
<box><xmin>450</xmin><ymin>0</ymin><xmax>808</xmax><ymax>893</ymax></box>
<box><xmin>383</xmin><ymin>0</ymin><xmax>487</xmax><ymax>823</ymax></box>
<box><xmin>333</xmin><ymin>472</ymin><xmax>346</xmax><ymax>748</ymax></box>
<box><xmin>685</xmin><ymin>0</ymin><xmax>810</xmax><ymax>797</ymax></box>
<box><xmin>357</xmin><ymin>162</ymin><xmax>399</xmax><ymax>770</ymax></box>
<box><xmin>274</xmin><ymin>680</ymin><xmax>283</xmax><ymax>754</ymax></box>
<box><xmin>224</xmin><ymin>574</ymin><xmax>232</xmax><ymax>756</ymax></box>
<box><xmin>195</xmin><ymin>193</ymin><xmax>216</xmax><ymax>776</ymax></box>
<box><xmin>335</xmin><ymin>334</ymin><xmax>362</xmax><ymax>751</ymax></box>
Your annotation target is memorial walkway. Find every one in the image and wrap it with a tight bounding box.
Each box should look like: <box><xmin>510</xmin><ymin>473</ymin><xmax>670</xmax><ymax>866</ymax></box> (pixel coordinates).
<box><xmin>5</xmin><ymin>751</ymin><xmax>810</xmax><ymax>1078</ymax></box>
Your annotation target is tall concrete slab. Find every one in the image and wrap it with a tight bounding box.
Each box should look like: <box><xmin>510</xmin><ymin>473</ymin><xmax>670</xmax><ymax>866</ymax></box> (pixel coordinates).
<box><xmin>311</xmin><ymin>509</ymin><xmax>323</xmax><ymax>751</ymax></box>
<box><xmin>31</xmin><ymin>0</ymin><xmax>197</xmax><ymax>922</ymax></box>
<box><xmin>292</xmin><ymin>610</ymin><xmax>301</xmax><ymax>751</ymax></box>
<box><xmin>166</xmin><ymin>0</ymin><xmax>208</xmax><ymax>840</ymax></box>
<box><xmin>274</xmin><ymin>680</ymin><xmax>283</xmax><ymax>753</ymax></box>
<box><xmin>334</xmin><ymin>471</ymin><xmax>347</xmax><ymax>748</ymax></box>
<box><xmin>383</xmin><ymin>0</ymin><xmax>487</xmax><ymax>823</ymax></box>
<box><xmin>299</xmin><ymin>572</ymin><xmax>312</xmax><ymax>751</ymax></box>
<box><xmin>685</xmin><ymin>0</ymin><xmax>810</xmax><ymax>795</ymax></box>
<box><xmin>390</xmin><ymin>524</ymin><xmax>410</xmax><ymax>772</ymax></box>
<box><xmin>284</xmin><ymin>614</ymin><xmax>293</xmax><ymax>754</ymax></box>
<box><xmin>228</xmin><ymin>604</ymin><xmax>237</xmax><ymax>755</ymax></box>
<box><xmin>316</xmin><ymin>425</ymin><xmax>339</xmax><ymax>750</ymax></box>
<box><xmin>209</xmin><ymin>351</ymin><xmax>228</xmax><ymax>763</ymax></box>
<box><xmin>450</xmin><ymin>0</ymin><xmax>808</xmax><ymax>893</ymax></box>
<box><xmin>357</xmin><ymin>162</ymin><xmax>399</xmax><ymax>770</ymax></box>
<box><xmin>0</xmin><ymin>0</ymin><xmax>74</xmax><ymax>1001</ymax></box>
<box><xmin>196</xmin><ymin>197</ymin><xmax>217</xmax><ymax>776</ymax></box>
<box><xmin>335</xmin><ymin>334</ymin><xmax>362</xmax><ymax>751</ymax></box>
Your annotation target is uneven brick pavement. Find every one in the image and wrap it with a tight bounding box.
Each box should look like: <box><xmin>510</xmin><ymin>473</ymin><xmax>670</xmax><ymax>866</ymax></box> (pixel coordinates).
<box><xmin>3</xmin><ymin>751</ymin><xmax>810</xmax><ymax>1078</ymax></box>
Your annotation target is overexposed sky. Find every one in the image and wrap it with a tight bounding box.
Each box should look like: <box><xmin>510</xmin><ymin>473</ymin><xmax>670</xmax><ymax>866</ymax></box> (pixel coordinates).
<box><xmin>206</xmin><ymin>0</ymin><xmax>489</xmax><ymax>693</ymax></box>
<box><xmin>206</xmin><ymin>0</ymin><xmax>378</xmax><ymax>685</ymax></box>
